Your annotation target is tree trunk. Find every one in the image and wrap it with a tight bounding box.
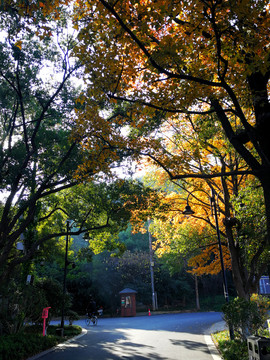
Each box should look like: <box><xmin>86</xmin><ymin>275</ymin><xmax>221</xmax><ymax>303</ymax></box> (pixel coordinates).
<box><xmin>194</xmin><ymin>275</ymin><xmax>200</xmax><ymax>310</ymax></box>
<box><xmin>261</xmin><ymin>179</ymin><xmax>270</xmax><ymax>247</ymax></box>
<box><xmin>226</xmin><ymin>229</ymin><xmax>249</xmax><ymax>299</ymax></box>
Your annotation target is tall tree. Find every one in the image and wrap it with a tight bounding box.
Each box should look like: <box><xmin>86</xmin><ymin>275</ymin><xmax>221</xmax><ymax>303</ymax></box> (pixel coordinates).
<box><xmin>72</xmin><ymin>0</ymin><xmax>270</xmax><ymax>250</ymax></box>
<box><xmin>128</xmin><ymin>110</ymin><xmax>267</xmax><ymax>298</ymax></box>
<box><xmin>0</xmin><ymin>5</ymin><xmax>131</xmax><ymax>283</ymax></box>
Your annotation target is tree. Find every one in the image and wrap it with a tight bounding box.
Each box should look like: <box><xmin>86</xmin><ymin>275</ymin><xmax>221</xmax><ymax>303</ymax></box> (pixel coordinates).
<box><xmin>0</xmin><ymin>9</ymin><xmax>84</xmax><ymax>282</ymax></box>
<box><xmin>129</xmin><ymin>111</ymin><xmax>268</xmax><ymax>298</ymax></box>
<box><xmin>117</xmin><ymin>224</ymin><xmax>149</xmax><ymax>252</ymax></box>
<box><xmin>141</xmin><ymin>170</ymin><xmax>268</xmax><ymax>298</ymax></box>
<box><xmin>0</xmin><ymin>6</ymin><xmax>138</xmax><ymax>283</ymax></box>
<box><xmin>72</xmin><ymin>1</ymin><xmax>270</xmax><ymax>254</ymax></box>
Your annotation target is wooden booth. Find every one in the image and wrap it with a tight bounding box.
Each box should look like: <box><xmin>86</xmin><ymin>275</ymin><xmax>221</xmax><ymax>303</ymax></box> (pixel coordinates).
<box><xmin>119</xmin><ymin>288</ymin><xmax>137</xmax><ymax>317</ymax></box>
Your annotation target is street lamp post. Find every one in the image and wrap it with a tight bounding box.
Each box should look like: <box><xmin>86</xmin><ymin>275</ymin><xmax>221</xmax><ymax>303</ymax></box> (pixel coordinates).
<box><xmin>210</xmin><ymin>188</ymin><xmax>230</xmax><ymax>304</ymax></box>
<box><xmin>60</xmin><ymin>220</ymin><xmax>70</xmax><ymax>336</ymax></box>
<box><xmin>148</xmin><ymin>219</ymin><xmax>157</xmax><ymax>311</ymax></box>
<box><xmin>183</xmin><ymin>187</ymin><xmax>234</xmax><ymax>339</ymax></box>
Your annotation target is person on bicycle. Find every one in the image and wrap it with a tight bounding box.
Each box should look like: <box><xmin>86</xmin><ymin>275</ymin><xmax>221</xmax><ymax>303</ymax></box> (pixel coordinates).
<box><xmin>87</xmin><ymin>296</ymin><xmax>97</xmax><ymax>318</ymax></box>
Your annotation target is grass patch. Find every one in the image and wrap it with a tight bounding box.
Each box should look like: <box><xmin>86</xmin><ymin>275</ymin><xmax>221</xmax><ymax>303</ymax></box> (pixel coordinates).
<box><xmin>212</xmin><ymin>330</ymin><xmax>249</xmax><ymax>360</ymax></box>
<box><xmin>0</xmin><ymin>325</ymin><xmax>82</xmax><ymax>360</ymax></box>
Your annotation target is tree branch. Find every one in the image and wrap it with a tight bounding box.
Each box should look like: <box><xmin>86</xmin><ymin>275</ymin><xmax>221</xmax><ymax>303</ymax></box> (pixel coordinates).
<box><xmin>99</xmin><ymin>0</ymin><xmax>222</xmax><ymax>88</ymax></box>
<box><xmin>142</xmin><ymin>152</ymin><xmax>254</xmax><ymax>180</ymax></box>
<box><xmin>211</xmin><ymin>99</ymin><xmax>262</xmax><ymax>172</ymax></box>
<box><xmin>108</xmin><ymin>93</ymin><xmax>216</xmax><ymax>115</ymax></box>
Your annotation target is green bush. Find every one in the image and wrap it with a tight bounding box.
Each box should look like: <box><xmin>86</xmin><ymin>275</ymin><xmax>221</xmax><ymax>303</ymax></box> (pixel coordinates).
<box><xmin>222</xmin><ymin>295</ymin><xmax>270</xmax><ymax>341</ymax></box>
<box><xmin>212</xmin><ymin>330</ymin><xmax>249</xmax><ymax>360</ymax></box>
<box><xmin>0</xmin><ymin>277</ymin><xmax>72</xmax><ymax>335</ymax></box>
<box><xmin>67</xmin><ymin>310</ymin><xmax>80</xmax><ymax>325</ymax></box>
<box><xmin>24</xmin><ymin>324</ymin><xmax>82</xmax><ymax>337</ymax></box>
<box><xmin>0</xmin><ymin>282</ymin><xmax>47</xmax><ymax>335</ymax></box>
<box><xmin>250</xmin><ymin>293</ymin><xmax>270</xmax><ymax>327</ymax></box>
<box><xmin>36</xmin><ymin>278</ymin><xmax>72</xmax><ymax>319</ymax></box>
<box><xmin>0</xmin><ymin>325</ymin><xmax>82</xmax><ymax>360</ymax></box>
<box><xmin>47</xmin><ymin>325</ymin><xmax>82</xmax><ymax>337</ymax></box>
<box><xmin>0</xmin><ymin>333</ymin><xmax>58</xmax><ymax>360</ymax></box>
<box><xmin>217</xmin><ymin>337</ymin><xmax>248</xmax><ymax>360</ymax></box>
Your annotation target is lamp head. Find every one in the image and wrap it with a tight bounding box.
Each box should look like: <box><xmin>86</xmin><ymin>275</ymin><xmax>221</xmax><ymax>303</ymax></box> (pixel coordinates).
<box><xmin>182</xmin><ymin>205</ymin><xmax>195</xmax><ymax>215</ymax></box>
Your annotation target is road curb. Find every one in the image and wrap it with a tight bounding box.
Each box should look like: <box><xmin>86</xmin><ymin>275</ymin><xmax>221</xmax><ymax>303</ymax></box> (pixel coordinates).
<box><xmin>204</xmin><ymin>334</ymin><xmax>223</xmax><ymax>360</ymax></box>
<box><xmin>26</xmin><ymin>328</ymin><xmax>88</xmax><ymax>360</ymax></box>
<box><xmin>204</xmin><ymin>321</ymin><xmax>227</xmax><ymax>360</ymax></box>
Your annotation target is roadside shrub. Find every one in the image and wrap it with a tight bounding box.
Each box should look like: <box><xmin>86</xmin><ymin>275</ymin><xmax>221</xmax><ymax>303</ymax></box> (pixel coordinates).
<box><xmin>0</xmin><ymin>282</ymin><xmax>47</xmax><ymax>335</ymax></box>
<box><xmin>51</xmin><ymin>325</ymin><xmax>82</xmax><ymax>337</ymax></box>
<box><xmin>213</xmin><ymin>331</ymin><xmax>248</xmax><ymax>360</ymax></box>
<box><xmin>0</xmin><ymin>333</ymin><xmax>58</xmax><ymax>360</ymax></box>
<box><xmin>250</xmin><ymin>293</ymin><xmax>270</xmax><ymax>329</ymax></box>
<box><xmin>222</xmin><ymin>295</ymin><xmax>270</xmax><ymax>341</ymax></box>
<box><xmin>0</xmin><ymin>325</ymin><xmax>82</xmax><ymax>360</ymax></box>
<box><xmin>36</xmin><ymin>278</ymin><xmax>72</xmax><ymax>320</ymax></box>
<box><xmin>67</xmin><ymin>310</ymin><xmax>80</xmax><ymax>325</ymax></box>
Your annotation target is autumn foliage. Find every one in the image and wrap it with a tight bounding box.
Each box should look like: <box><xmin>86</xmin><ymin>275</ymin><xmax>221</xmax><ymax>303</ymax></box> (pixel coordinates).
<box><xmin>188</xmin><ymin>244</ymin><xmax>232</xmax><ymax>276</ymax></box>
<box><xmin>1</xmin><ymin>0</ymin><xmax>269</xmax><ymax>299</ymax></box>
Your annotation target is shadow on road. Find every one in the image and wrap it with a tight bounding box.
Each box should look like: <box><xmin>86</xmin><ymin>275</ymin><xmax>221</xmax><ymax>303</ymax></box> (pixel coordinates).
<box><xmin>46</xmin><ymin>312</ymin><xmax>223</xmax><ymax>360</ymax></box>
<box><xmin>170</xmin><ymin>338</ymin><xmax>210</xmax><ymax>353</ymax></box>
<box><xmin>49</xmin><ymin>330</ymin><xmax>166</xmax><ymax>360</ymax></box>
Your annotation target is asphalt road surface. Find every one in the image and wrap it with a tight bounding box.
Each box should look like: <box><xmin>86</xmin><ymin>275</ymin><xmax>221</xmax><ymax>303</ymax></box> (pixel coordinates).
<box><xmin>33</xmin><ymin>312</ymin><xmax>224</xmax><ymax>360</ymax></box>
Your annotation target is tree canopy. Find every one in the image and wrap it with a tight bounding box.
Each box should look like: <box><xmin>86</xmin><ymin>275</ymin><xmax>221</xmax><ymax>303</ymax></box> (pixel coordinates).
<box><xmin>72</xmin><ymin>0</ymin><xmax>270</xmax><ymax>247</ymax></box>
<box><xmin>0</xmin><ymin>4</ymin><xmax>152</xmax><ymax>283</ymax></box>
<box><xmin>1</xmin><ymin>0</ymin><xmax>269</xmax><ymax>302</ymax></box>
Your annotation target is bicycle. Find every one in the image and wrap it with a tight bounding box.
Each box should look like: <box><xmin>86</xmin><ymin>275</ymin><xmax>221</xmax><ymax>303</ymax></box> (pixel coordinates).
<box><xmin>85</xmin><ymin>313</ymin><xmax>98</xmax><ymax>326</ymax></box>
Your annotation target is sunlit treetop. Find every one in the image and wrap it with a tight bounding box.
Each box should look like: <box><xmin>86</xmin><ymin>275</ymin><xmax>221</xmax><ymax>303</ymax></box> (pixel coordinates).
<box><xmin>71</xmin><ymin>0</ymin><xmax>270</xmax><ymax>186</ymax></box>
<box><xmin>187</xmin><ymin>244</ymin><xmax>232</xmax><ymax>276</ymax></box>
<box><xmin>73</xmin><ymin>0</ymin><xmax>269</xmax><ymax>109</ymax></box>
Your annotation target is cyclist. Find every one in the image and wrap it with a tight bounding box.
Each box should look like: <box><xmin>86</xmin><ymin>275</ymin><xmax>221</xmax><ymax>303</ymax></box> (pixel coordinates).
<box><xmin>86</xmin><ymin>296</ymin><xmax>98</xmax><ymax>326</ymax></box>
<box><xmin>87</xmin><ymin>296</ymin><xmax>97</xmax><ymax>318</ymax></box>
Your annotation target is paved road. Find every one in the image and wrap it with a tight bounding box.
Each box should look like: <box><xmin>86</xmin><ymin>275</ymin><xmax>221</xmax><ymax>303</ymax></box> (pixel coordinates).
<box><xmin>34</xmin><ymin>312</ymin><xmax>224</xmax><ymax>360</ymax></box>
